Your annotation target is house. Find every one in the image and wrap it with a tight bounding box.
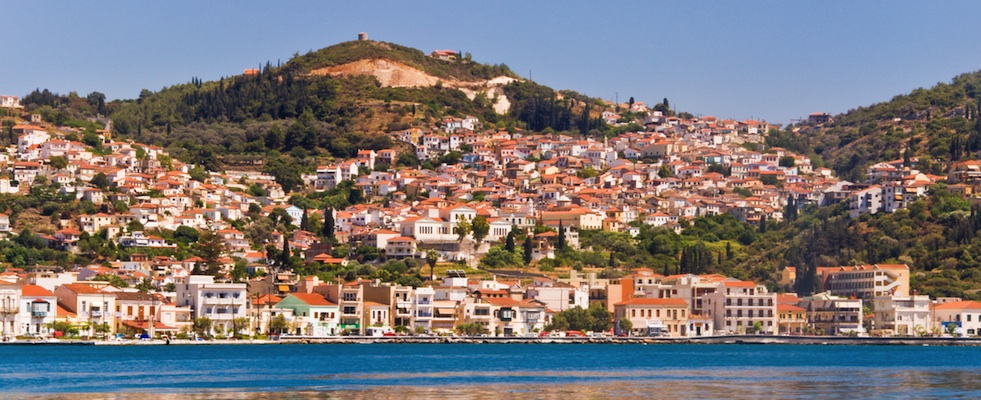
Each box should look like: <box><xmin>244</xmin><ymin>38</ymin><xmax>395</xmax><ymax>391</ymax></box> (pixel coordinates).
<box><xmin>275</xmin><ymin>293</ymin><xmax>340</xmax><ymax>337</ymax></box>
<box><xmin>430</xmin><ymin>49</ymin><xmax>458</xmax><ymax>61</ymax></box>
<box><xmin>114</xmin><ymin>292</ymin><xmax>179</xmax><ymax>336</ymax></box>
<box><xmin>54</xmin><ymin>283</ymin><xmax>117</xmax><ymax>336</ymax></box>
<box><xmin>932</xmin><ymin>300</ymin><xmax>981</xmax><ymax>336</ymax></box>
<box><xmin>614</xmin><ymin>297</ymin><xmax>690</xmax><ymax>337</ymax></box>
<box><xmin>19</xmin><ymin>284</ymin><xmax>58</xmax><ymax>337</ymax></box>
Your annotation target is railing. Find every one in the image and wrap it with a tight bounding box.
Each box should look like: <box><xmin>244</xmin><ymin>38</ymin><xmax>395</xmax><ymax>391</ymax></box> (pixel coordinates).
<box><xmin>32</xmin><ymin>311</ymin><xmax>47</xmax><ymax>317</ymax></box>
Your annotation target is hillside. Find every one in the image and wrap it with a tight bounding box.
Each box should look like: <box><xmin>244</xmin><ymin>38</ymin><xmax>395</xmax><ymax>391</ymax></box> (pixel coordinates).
<box><xmin>767</xmin><ymin>71</ymin><xmax>981</xmax><ymax>181</ymax></box>
<box><xmin>16</xmin><ymin>40</ymin><xmax>605</xmax><ymax>173</ymax></box>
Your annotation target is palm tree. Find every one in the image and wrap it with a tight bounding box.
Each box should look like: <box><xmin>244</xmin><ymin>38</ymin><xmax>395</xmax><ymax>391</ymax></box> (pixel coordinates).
<box><xmin>426</xmin><ymin>249</ymin><xmax>439</xmax><ymax>281</ymax></box>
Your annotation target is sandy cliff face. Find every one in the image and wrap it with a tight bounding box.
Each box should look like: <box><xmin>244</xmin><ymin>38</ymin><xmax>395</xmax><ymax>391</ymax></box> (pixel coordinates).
<box><xmin>309</xmin><ymin>59</ymin><xmax>518</xmax><ymax>114</ymax></box>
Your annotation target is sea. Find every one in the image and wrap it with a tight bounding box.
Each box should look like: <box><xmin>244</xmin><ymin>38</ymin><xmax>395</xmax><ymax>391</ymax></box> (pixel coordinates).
<box><xmin>1</xmin><ymin>343</ymin><xmax>979</xmax><ymax>399</ymax></box>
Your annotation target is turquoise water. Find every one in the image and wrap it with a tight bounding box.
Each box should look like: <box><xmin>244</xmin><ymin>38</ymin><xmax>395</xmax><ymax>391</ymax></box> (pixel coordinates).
<box><xmin>1</xmin><ymin>344</ymin><xmax>980</xmax><ymax>398</ymax></box>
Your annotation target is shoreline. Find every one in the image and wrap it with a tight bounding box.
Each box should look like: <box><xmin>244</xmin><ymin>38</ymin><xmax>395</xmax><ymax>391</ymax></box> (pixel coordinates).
<box><xmin>4</xmin><ymin>335</ymin><xmax>981</xmax><ymax>346</ymax></box>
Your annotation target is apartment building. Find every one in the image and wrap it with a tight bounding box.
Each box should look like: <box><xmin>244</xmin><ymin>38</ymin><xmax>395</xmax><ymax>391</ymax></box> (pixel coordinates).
<box><xmin>703</xmin><ymin>281</ymin><xmax>777</xmax><ymax>334</ymax></box>
<box><xmin>824</xmin><ymin>264</ymin><xmax>910</xmax><ymax>299</ymax></box>
<box><xmin>176</xmin><ymin>275</ymin><xmax>248</xmax><ymax>336</ymax></box>
<box><xmin>873</xmin><ymin>295</ymin><xmax>931</xmax><ymax>336</ymax></box>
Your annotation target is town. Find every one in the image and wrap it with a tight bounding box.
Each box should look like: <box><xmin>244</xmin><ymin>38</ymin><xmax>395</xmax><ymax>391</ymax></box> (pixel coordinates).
<box><xmin>0</xmin><ymin>87</ymin><xmax>978</xmax><ymax>343</ymax></box>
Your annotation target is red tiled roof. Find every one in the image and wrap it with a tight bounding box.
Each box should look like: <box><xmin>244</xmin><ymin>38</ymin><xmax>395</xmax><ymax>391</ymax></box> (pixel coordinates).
<box><xmin>22</xmin><ymin>284</ymin><xmax>55</xmax><ymax>297</ymax></box>
<box><xmin>615</xmin><ymin>298</ymin><xmax>687</xmax><ymax>307</ymax></box>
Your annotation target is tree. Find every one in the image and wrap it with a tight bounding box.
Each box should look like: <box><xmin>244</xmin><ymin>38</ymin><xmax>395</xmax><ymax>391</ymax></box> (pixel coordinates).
<box><xmin>193</xmin><ymin>229</ymin><xmax>225</xmax><ymax>277</ymax></box>
<box><xmin>232</xmin><ymin>317</ymin><xmax>250</xmax><ymax>339</ymax></box>
<box><xmin>135</xmin><ymin>277</ymin><xmax>154</xmax><ymax>293</ymax></box>
<box><xmin>426</xmin><ymin>249</ymin><xmax>439</xmax><ymax>281</ymax></box>
<box><xmin>471</xmin><ymin>215</ymin><xmax>490</xmax><ymax>244</ymax></box>
<box><xmin>619</xmin><ymin>316</ymin><xmax>633</xmax><ymax>335</ymax></box>
<box><xmin>588</xmin><ymin>302</ymin><xmax>612</xmax><ymax>332</ymax></box>
<box><xmin>523</xmin><ymin>236</ymin><xmax>533</xmax><ymax>264</ymax></box>
<box><xmin>299</xmin><ymin>207</ymin><xmax>313</xmax><ymax>232</ymax></box>
<box><xmin>270</xmin><ymin>314</ymin><xmax>288</xmax><ymax>335</ymax></box>
<box><xmin>91</xmin><ymin>172</ymin><xmax>110</xmax><ymax>190</ymax></box>
<box><xmin>193</xmin><ymin>317</ymin><xmax>213</xmax><ymax>337</ymax></box>
<box><xmin>759</xmin><ymin>214</ymin><xmax>767</xmax><ymax>233</ymax></box>
<box><xmin>658</xmin><ymin>165</ymin><xmax>671</xmax><ymax>178</ymax></box>
<box><xmin>557</xmin><ymin>221</ymin><xmax>567</xmax><ymax>250</ymax></box>
<box><xmin>49</xmin><ymin>156</ymin><xmax>68</xmax><ymax>170</ymax></box>
<box><xmin>322</xmin><ymin>206</ymin><xmax>336</xmax><ymax>243</ymax></box>
<box><xmin>278</xmin><ymin>237</ymin><xmax>292</xmax><ymax>270</ymax></box>
<box><xmin>785</xmin><ymin>195</ymin><xmax>798</xmax><ymax>222</ymax></box>
<box><xmin>347</xmin><ymin>187</ymin><xmax>365</xmax><ymax>204</ymax></box>
<box><xmin>778</xmin><ymin>156</ymin><xmax>796</xmax><ymax>168</ymax></box>
<box><xmin>262</xmin><ymin>156</ymin><xmax>302</xmax><ymax>193</ymax></box>
<box><xmin>505</xmin><ymin>230</ymin><xmax>516</xmax><ymax>253</ymax></box>
<box><xmin>455</xmin><ymin>217</ymin><xmax>472</xmax><ymax>242</ymax></box>
<box><xmin>174</xmin><ymin>226</ymin><xmax>200</xmax><ymax>245</ymax></box>
<box><xmin>93</xmin><ymin>274</ymin><xmax>129</xmax><ymax>288</ymax></box>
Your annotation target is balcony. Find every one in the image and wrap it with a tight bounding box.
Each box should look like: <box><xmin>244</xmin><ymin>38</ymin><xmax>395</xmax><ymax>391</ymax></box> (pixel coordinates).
<box><xmin>32</xmin><ymin>311</ymin><xmax>47</xmax><ymax>317</ymax></box>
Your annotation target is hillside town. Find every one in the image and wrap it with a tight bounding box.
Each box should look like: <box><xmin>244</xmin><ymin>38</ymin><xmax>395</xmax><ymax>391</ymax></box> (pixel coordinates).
<box><xmin>0</xmin><ymin>94</ymin><xmax>978</xmax><ymax>341</ymax></box>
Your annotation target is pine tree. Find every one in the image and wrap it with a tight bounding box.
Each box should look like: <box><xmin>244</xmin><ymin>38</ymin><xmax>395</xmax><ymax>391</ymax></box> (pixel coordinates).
<box><xmin>523</xmin><ymin>236</ymin><xmax>533</xmax><ymax>265</ymax></box>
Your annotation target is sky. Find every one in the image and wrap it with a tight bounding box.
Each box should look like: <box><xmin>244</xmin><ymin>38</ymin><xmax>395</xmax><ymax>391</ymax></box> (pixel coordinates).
<box><xmin>4</xmin><ymin>1</ymin><xmax>981</xmax><ymax>124</ymax></box>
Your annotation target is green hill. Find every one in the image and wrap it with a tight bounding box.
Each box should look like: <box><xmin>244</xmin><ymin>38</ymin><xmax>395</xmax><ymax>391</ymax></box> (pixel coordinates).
<box><xmin>767</xmin><ymin>71</ymin><xmax>981</xmax><ymax>181</ymax></box>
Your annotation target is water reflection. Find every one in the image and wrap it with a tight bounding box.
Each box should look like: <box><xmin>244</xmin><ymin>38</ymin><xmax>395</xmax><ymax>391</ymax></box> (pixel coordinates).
<box><xmin>12</xmin><ymin>368</ymin><xmax>981</xmax><ymax>399</ymax></box>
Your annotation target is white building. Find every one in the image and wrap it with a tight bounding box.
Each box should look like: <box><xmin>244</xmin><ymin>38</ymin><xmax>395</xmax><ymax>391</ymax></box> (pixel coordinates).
<box><xmin>873</xmin><ymin>295</ymin><xmax>931</xmax><ymax>336</ymax></box>
<box><xmin>932</xmin><ymin>300</ymin><xmax>981</xmax><ymax>336</ymax></box>
<box><xmin>176</xmin><ymin>275</ymin><xmax>248</xmax><ymax>336</ymax></box>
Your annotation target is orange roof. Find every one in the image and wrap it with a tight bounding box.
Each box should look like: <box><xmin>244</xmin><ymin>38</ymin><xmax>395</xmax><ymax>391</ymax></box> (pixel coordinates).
<box><xmin>777</xmin><ymin>304</ymin><xmax>806</xmax><ymax>312</ymax></box>
<box><xmin>286</xmin><ymin>293</ymin><xmax>336</xmax><ymax>307</ymax></box>
<box><xmin>57</xmin><ymin>304</ymin><xmax>77</xmax><ymax>318</ymax></box>
<box><xmin>22</xmin><ymin>284</ymin><xmax>55</xmax><ymax>297</ymax></box>
<box><xmin>934</xmin><ymin>300</ymin><xmax>981</xmax><ymax>310</ymax></box>
<box><xmin>615</xmin><ymin>298</ymin><xmax>687</xmax><ymax>307</ymax></box>
<box><xmin>722</xmin><ymin>281</ymin><xmax>758</xmax><ymax>288</ymax></box>
<box><xmin>59</xmin><ymin>283</ymin><xmax>105</xmax><ymax>294</ymax></box>
<box><xmin>252</xmin><ymin>294</ymin><xmax>282</xmax><ymax>306</ymax></box>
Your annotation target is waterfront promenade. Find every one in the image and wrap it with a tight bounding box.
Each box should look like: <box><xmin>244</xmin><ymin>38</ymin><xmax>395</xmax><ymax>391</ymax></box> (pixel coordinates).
<box><xmin>6</xmin><ymin>335</ymin><xmax>981</xmax><ymax>346</ymax></box>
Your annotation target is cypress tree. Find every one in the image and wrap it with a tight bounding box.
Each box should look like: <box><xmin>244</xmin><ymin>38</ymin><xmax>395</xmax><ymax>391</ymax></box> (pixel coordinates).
<box><xmin>759</xmin><ymin>214</ymin><xmax>767</xmax><ymax>233</ymax></box>
<box><xmin>505</xmin><ymin>230</ymin><xmax>516</xmax><ymax>253</ymax></box>
<box><xmin>279</xmin><ymin>237</ymin><xmax>291</xmax><ymax>270</ymax></box>
<box><xmin>557</xmin><ymin>221</ymin><xmax>566</xmax><ymax>250</ymax></box>
<box><xmin>299</xmin><ymin>207</ymin><xmax>309</xmax><ymax>231</ymax></box>
<box><xmin>523</xmin><ymin>236</ymin><xmax>533</xmax><ymax>265</ymax></box>
<box><xmin>322</xmin><ymin>206</ymin><xmax>335</xmax><ymax>243</ymax></box>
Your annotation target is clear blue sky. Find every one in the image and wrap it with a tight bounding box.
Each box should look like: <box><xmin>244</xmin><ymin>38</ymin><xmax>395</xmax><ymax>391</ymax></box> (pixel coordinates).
<box><xmin>4</xmin><ymin>1</ymin><xmax>981</xmax><ymax>124</ymax></box>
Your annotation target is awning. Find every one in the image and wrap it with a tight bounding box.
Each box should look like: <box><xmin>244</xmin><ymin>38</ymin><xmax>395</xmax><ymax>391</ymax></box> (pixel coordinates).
<box><xmin>278</xmin><ymin>285</ymin><xmax>290</xmax><ymax>292</ymax></box>
<box><xmin>436</xmin><ymin>308</ymin><xmax>456</xmax><ymax>316</ymax></box>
